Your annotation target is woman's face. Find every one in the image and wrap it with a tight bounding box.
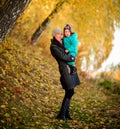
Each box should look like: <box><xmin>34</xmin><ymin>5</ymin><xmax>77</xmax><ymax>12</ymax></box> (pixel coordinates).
<box><xmin>54</xmin><ymin>33</ymin><xmax>63</xmax><ymax>41</ymax></box>
<box><xmin>64</xmin><ymin>29</ymin><xmax>71</xmax><ymax>37</ymax></box>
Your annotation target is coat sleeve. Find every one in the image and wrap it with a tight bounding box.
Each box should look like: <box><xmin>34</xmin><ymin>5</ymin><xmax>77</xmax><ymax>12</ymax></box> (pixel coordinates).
<box><xmin>50</xmin><ymin>45</ymin><xmax>75</xmax><ymax>62</ymax></box>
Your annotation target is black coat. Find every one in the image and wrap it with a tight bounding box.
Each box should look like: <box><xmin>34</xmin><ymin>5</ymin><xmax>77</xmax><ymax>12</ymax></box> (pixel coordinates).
<box><xmin>50</xmin><ymin>37</ymin><xmax>80</xmax><ymax>90</ymax></box>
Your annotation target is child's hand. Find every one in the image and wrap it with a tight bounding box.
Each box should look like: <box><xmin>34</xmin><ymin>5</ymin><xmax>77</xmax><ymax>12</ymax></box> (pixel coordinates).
<box><xmin>65</xmin><ymin>49</ymin><xmax>69</xmax><ymax>53</ymax></box>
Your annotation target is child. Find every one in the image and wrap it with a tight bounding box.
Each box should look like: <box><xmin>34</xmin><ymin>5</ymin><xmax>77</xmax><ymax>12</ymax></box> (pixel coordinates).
<box><xmin>63</xmin><ymin>24</ymin><xmax>79</xmax><ymax>74</ymax></box>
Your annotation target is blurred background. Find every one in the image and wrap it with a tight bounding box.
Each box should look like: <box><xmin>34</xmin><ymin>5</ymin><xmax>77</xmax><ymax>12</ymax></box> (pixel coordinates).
<box><xmin>8</xmin><ymin>0</ymin><xmax>120</xmax><ymax>76</ymax></box>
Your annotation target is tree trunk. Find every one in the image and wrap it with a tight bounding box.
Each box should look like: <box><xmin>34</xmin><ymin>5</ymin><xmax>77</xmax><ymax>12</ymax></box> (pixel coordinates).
<box><xmin>30</xmin><ymin>0</ymin><xmax>68</xmax><ymax>45</ymax></box>
<box><xmin>0</xmin><ymin>0</ymin><xmax>31</xmax><ymax>43</ymax></box>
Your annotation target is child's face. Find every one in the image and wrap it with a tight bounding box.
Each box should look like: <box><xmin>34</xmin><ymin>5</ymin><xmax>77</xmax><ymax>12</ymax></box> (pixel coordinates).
<box><xmin>64</xmin><ymin>29</ymin><xmax>71</xmax><ymax>37</ymax></box>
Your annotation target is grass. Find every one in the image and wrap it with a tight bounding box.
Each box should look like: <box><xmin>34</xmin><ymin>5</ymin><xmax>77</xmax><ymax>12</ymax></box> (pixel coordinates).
<box><xmin>99</xmin><ymin>79</ymin><xmax>120</xmax><ymax>95</ymax></box>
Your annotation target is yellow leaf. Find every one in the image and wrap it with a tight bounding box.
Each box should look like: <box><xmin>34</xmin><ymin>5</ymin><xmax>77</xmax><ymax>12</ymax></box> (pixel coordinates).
<box><xmin>1</xmin><ymin>105</ymin><xmax>6</xmax><ymax>108</ymax></box>
<box><xmin>84</xmin><ymin>126</ymin><xmax>89</xmax><ymax>129</ymax></box>
<box><xmin>4</xmin><ymin>113</ymin><xmax>10</xmax><ymax>117</ymax></box>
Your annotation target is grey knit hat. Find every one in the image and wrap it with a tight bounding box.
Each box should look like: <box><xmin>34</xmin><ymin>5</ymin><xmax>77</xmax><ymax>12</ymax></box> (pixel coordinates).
<box><xmin>52</xmin><ymin>28</ymin><xmax>62</xmax><ymax>37</ymax></box>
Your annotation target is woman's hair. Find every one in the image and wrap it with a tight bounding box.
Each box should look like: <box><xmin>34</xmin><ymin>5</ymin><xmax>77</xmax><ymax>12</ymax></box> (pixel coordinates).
<box><xmin>52</xmin><ymin>28</ymin><xmax>62</xmax><ymax>37</ymax></box>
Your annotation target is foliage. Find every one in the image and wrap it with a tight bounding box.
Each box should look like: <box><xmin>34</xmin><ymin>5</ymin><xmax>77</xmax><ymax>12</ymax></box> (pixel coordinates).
<box><xmin>0</xmin><ymin>0</ymin><xmax>120</xmax><ymax>128</ymax></box>
<box><xmin>0</xmin><ymin>0</ymin><xmax>5</xmax><ymax>7</ymax></box>
<box><xmin>9</xmin><ymin>0</ymin><xmax>120</xmax><ymax>71</ymax></box>
<box><xmin>98</xmin><ymin>79</ymin><xmax>120</xmax><ymax>95</ymax></box>
<box><xmin>110</xmin><ymin>64</ymin><xmax>120</xmax><ymax>71</ymax></box>
<box><xmin>0</xmin><ymin>39</ymin><xmax>120</xmax><ymax>128</ymax></box>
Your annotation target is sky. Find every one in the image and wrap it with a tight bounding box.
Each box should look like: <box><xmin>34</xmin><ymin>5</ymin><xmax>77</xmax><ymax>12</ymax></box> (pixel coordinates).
<box><xmin>97</xmin><ymin>25</ymin><xmax>120</xmax><ymax>72</ymax></box>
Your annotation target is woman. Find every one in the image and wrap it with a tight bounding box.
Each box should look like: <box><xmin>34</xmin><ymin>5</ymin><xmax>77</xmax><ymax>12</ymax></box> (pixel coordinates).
<box><xmin>50</xmin><ymin>28</ymin><xmax>80</xmax><ymax>121</ymax></box>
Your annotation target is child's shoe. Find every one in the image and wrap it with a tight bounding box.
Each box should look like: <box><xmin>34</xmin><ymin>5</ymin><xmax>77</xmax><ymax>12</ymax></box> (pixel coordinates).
<box><xmin>70</xmin><ymin>66</ymin><xmax>77</xmax><ymax>74</ymax></box>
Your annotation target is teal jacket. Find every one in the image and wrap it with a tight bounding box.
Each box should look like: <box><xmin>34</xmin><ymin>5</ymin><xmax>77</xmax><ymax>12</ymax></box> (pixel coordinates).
<box><xmin>63</xmin><ymin>33</ymin><xmax>78</xmax><ymax>57</ymax></box>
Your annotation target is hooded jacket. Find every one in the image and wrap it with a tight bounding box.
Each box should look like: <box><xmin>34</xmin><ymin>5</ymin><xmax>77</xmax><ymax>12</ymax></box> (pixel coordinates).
<box><xmin>63</xmin><ymin>33</ymin><xmax>78</xmax><ymax>57</ymax></box>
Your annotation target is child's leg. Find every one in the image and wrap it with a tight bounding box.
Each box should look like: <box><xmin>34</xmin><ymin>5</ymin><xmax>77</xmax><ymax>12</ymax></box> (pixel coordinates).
<box><xmin>69</xmin><ymin>65</ymin><xmax>77</xmax><ymax>74</ymax></box>
<box><xmin>67</xmin><ymin>54</ymin><xmax>77</xmax><ymax>74</ymax></box>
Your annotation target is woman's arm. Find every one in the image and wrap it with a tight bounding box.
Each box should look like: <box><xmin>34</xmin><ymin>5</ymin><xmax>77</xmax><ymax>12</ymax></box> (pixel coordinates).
<box><xmin>50</xmin><ymin>45</ymin><xmax>75</xmax><ymax>62</ymax></box>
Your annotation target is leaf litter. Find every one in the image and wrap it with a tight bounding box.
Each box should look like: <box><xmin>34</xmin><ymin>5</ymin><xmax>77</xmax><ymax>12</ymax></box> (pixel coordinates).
<box><xmin>0</xmin><ymin>39</ymin><xmax>120</xmax><ymax>129</ymax></box>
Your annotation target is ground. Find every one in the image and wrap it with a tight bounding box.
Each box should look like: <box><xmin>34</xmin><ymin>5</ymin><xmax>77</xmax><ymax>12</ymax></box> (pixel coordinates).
<box><xmin>0</xmin><ymin>39</ymin><xmax>120</xmax><ymax>129</ymax></box>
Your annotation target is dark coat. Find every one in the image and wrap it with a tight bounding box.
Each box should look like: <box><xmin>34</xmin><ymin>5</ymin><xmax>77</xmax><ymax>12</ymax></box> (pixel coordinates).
<box><xmin>50</xmin><ymin>37</ymin><xmax>80</xmax><ymax>90</ymax></box>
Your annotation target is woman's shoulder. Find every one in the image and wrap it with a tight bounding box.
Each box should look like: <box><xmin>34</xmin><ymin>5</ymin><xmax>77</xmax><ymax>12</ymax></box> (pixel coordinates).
<box><xmin>50</xmin><ymin>43</ymin><xmax>57</xmax><ymax>49</ymax></box>
<box><xmin>50</xmin><ymin>38</ymin><xmax>58</xmax><ymax>47</ymax></box>
<box><xmin>50</xmin><ymin>42</ymin><xmax>63</xmax><ymax>51</ymax></box>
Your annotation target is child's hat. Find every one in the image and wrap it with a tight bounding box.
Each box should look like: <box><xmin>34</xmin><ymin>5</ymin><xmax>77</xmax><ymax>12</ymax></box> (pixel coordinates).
<box><xmin>64</xmin><ymin>24</ymin><xmax>72</xmax><ymax>32</ymax></box>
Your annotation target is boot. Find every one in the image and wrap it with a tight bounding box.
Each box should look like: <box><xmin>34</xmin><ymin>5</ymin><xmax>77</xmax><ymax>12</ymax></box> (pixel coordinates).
<box><xmin>70</xmin><ymin>65</ymin><xmax>77</xmax><ymax>74</ymax></box>
<box><xmin>56</xmin><ymin>98</ymin><xmax>69</xmax><ymax>121</ymax></box>
<box><xmin>65</xmin><ymin>99</ymin><xmax>73</xmax><ymax>120</ymax></box>
<box><xmin>66</xmin><ymin>109</ymin><xmax>73</xmax><ymax>120</ymax></box>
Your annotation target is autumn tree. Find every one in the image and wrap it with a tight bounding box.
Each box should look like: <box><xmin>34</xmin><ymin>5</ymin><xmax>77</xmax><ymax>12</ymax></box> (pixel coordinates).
<box><xmin>0</xmin><ymin>0</ymin><xmax>31</xmax><ymax>43</ymax></box>
<box><xmin>30</xmin><ymin>0</ymin><xmax>68</xmax><ymax>45</ymax></box>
